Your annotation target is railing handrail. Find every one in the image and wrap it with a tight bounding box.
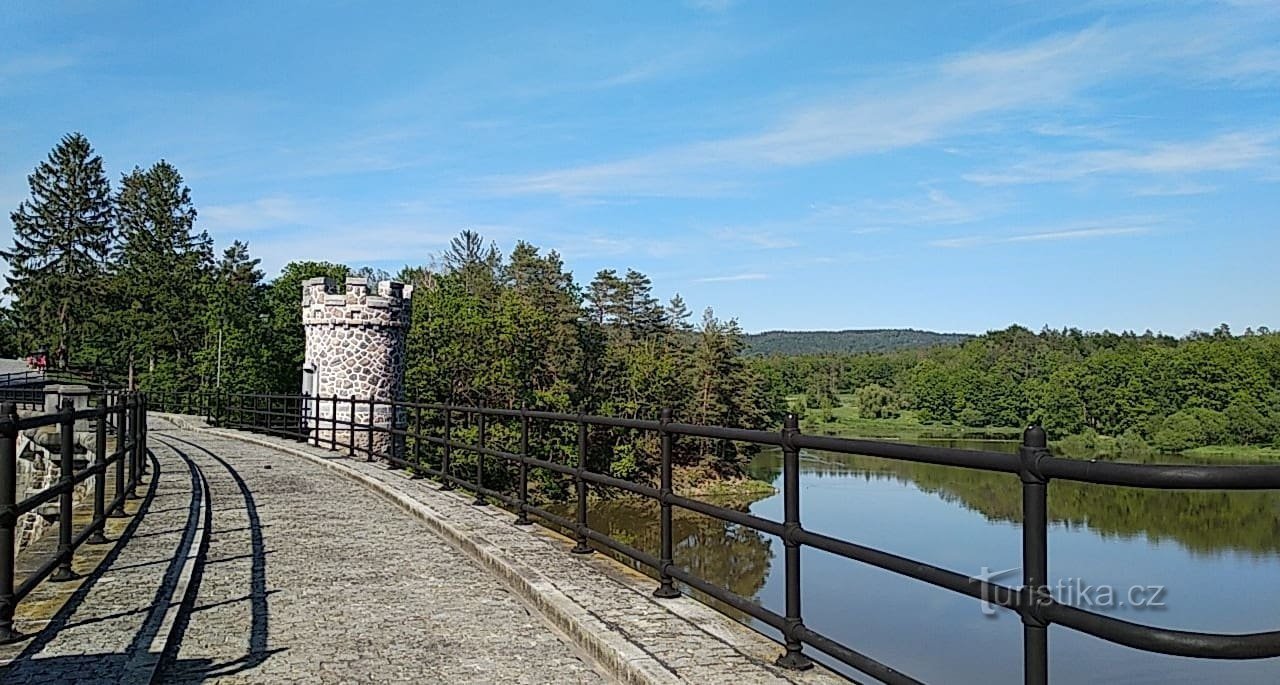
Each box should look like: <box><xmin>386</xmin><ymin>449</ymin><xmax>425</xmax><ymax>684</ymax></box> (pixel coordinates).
<box><xmin>0</xmin><ymin>391</ymin><xmax>149</xmax><ymax>644</ymax></box>
<box><xmin>149</xmin><ymin>389</ymin><xmax>1280</xmax><ymax>684</ymax></box>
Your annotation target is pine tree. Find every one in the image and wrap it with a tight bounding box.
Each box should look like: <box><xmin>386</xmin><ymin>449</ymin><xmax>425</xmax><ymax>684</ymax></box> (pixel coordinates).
<box><xmin>666</xmin><ymin>294</ymin><xmax>693</xmax><ymax>332</ymax></box>
<box><xmin>112</xmin><ymin>161</ymin><xmax>213</xmax><ymax>389</ymax></box>
<box><xmin>2</xmin><ymin>133</ymin><xmax>114</xmax><ymax>368</ymax></box>
<box><xmin>198</xmin><ymin>241</ymin><xmax>269</xmax><ymax>390</ymax></box>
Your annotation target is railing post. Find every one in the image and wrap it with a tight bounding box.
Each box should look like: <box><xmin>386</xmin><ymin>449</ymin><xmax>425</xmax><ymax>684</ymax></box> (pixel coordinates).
<box><xmin>110</xmin><ymin>396</ymin><xmax>127</xmax><ymax>516</ymax></box>
<box><xmin>139</xmin><ymin>393</ymin><xmax>148</xmax><ymax>476</ymax></box>
<box><xmin>412</xmin><ymin>395</ymin><xmax>423</xmax><ymax>478</ymax></box>
<box><xmin>571</xmin><ymin>418</ymin><xmax>592</xmax><ymax>554</ymax></box>
<box><xmin>366</xmin><ymin>397</ymin><xmax>375</xmax><ymax>462</ymax></box>
<box><xmin>50</xmin><ymin>399</ymin><xmax>79</xmax><ymax>581</ymax></box>
<box><xmin>654</xmin><ymin>407</ymin><xmax>679</xmax><ymax>598</ymax></box>
<box><xmin>1</xmin><ymin>402</ymin><xmax>18</xmax><ymax>641</ymax></box>
<box><xmin>1020</xmin><ymin>425</ymin><xmax>1050</xmax><ymax>685</ymax></box>
<box><xmin>88</xmin><ymin>403</ymin><xmax>109</xmax><ymax>544</ymax></box>
<box><xmin>775</xmin><ymin>413</ymin><xmax>812</xmax><ymax>669</ymax></box>
<box><xmin>330</xmin><ymin>395</ymin><xmax>338</xmax><ymax>451</ymax></box>
<box><xmin>440</xmin><ymin>408</ymin><xmax>454</xmax><ymax>490</ymax></box>
<box><xmin>514</xmin><ymin>408</ymin><xmax>531</xmax><ymax>526</ymax></box>
<box><xmin>347</xmin><ymin>396</ymin><xmax>356</xmax><ymax>456</ymax></box>
<box><xmin>472</xmin><ymin>413</ymin><xmax>487</xmax><ymax>505</ymax></box>
<box><xmin>126</xmin><ymin>394</ymin><xmax>139</xmax><ymax>500</ymax></box>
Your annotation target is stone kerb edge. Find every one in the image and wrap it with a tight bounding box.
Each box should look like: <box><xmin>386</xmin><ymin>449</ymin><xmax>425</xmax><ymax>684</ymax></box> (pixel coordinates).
<box><xmin>154</xmin><ymin>414</ymin><xmax>845</xmax><ymax>684</ymax></box>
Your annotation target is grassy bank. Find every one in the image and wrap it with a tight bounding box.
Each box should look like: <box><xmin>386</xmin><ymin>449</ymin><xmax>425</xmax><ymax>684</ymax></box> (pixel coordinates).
<box><xmin>793</xmin><ymin>394</ymin><xmax>1021</xmax><ymax>441</ymax></box>
<box><xmin>1183</xmin><ymin>444</ymin><xmax>1280</xmax><ymax>462</ymax></box>
<box><xmin>793</xmin><ymin>394</ymin><xmax>1280</xmax><ymax>464</ymax></box>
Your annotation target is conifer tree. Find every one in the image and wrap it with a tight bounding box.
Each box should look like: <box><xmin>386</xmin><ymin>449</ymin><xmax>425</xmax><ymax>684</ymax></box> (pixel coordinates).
<box><xmin>2</xmin><ymin>133</ymin><xmax>114</xmax><ymax>368</ymax></box>
<box><xmin>111</xmin><ymin>161</ymin><xmax>213</xmax><ymax>388</ymax></box>
<box><xmin>198</xmin><ymin>241</ymin><xmax>270</xmax><ymax>390</ymax></box>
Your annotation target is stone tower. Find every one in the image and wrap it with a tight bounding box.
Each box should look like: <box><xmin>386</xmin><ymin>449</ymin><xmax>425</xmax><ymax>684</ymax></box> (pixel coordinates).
<box><xmin>301</xmin><ymin>276</ymin><xmax>412</xmax><ymax>456</ymax></box>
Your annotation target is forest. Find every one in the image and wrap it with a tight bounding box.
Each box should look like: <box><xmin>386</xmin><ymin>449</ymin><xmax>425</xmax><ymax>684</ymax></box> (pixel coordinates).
<box><xmin>4</xmin><ymin>133</ymin><xmax>1278</xmax><ymax>487</ymax></box>
<box><xmin>752</xmin><ymin>324</ymin><xmax>1280</xmax><ymax>455</ymax></box>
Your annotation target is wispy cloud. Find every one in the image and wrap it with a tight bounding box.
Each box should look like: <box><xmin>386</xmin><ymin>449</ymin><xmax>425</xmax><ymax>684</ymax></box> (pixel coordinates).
<box><xmin>488</xmin><ymin>23</ymin><xmax>1140</xmax><ymax>198</ymax></box>
<box><xmin>489</xmin><ymin>8</ymin><xmax>1280</xmax><ymax>199</ymax></box>
<box><xmin>966</xmin><ymin>131</ymin><xmax>1278</xmax><ymax>185</ymax></box>
<box><xmin>694</xmin><ymin>272</ymin><xmax>769</xmax><ymax>283</ymax></box>
<box><xmin>930</xmin><ymin>221</ymin><xmax>1155</xmax><ymax>249</ymax></box>
<box><xmin>815</xmin><ymin>187</ymin><xmax>1003</xmax><ymax>230</ymax></box>
<box><xmin>710</xmin><ymin>228</ymin><xmax>799</xmax><ymax>249</ymax></box>
<box><xmin>686</xmin><ymin>0</ymin><xmax>736</xmax><ymax>12</ymax></box>
<box><xmin>0</xmin><ymin>53</ymin><xmax>76</xmax><ymax>89</ymax></box>
<box><xmin>1133</xmin><ymin>182</ymin><xmax>1218</xmax><ymax>197</ymax></box>
<box><xmin>202</xmin><ymin>196</ymin><xmax>308</xmax><ymax>232</ymax></box>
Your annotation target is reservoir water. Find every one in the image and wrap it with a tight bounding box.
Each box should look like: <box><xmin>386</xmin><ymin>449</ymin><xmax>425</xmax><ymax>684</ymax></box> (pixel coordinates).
<box><xmin>575</xmin><ymin>439</ymin><xmax>1280</xmax><ymax>683</ymax></box>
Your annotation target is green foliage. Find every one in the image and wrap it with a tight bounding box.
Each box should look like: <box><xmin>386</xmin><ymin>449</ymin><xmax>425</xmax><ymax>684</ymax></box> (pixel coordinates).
<box><xmin>743</xmin><ymin>329</ymin><xmax>970</xmax><ymax>356</ymax></box>
<box><xmin>756</xmin><ymin>324</ymin><xmax>1280</xmax><ymax>451</ymax></box>
<box><xmin>1154</xmin><ymin>409</ymin><xmax>1229</xmax><ymax>453</ymax></box>
<box><xmin>196</xmin><ymin>241</ymin><xmax>271</xmax><ymax>390</ymax></box>
<box><xmin>852</xmin><ymin>383</ymin><xmax>900</xmax><ymax>419</ymax></box>
<box><xmin>262</xmin><ymin>261</ymin><xmax>350</xmax><ymax>392</ymax></box>
<box><xmin>0</xmin><ymin>306</ymin><xmax>18</xmax><ymax>358</ymax></box>
<box><xmin>2</xmin><ymin>133</ymin><xmax>114</xmax><ymax>368</ymax></box>
<box><xmin>110</xmin><ymin>161</ymin><xmax>213</xmax><ymax>390</ymax></box>
<box><xmin>404</xmin><ymin>232</ymin><xmax>781</xmax><ymax>488</ymax></box>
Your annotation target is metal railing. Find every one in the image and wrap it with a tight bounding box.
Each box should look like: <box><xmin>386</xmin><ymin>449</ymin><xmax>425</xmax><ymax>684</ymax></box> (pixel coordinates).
<box><xmin>0</xmin><ymin>370</ymin><xmax>44</xmax><ymax>388</ymax></box>
<box><xmin>0</xmin><ymin>392</ymin><xmax>149</xmax><ymax>643</ymax></box>
<box><xmin>152</xmin><ymin>390</ymin><xmax>1280</xmax><ymax>684</ymax></box>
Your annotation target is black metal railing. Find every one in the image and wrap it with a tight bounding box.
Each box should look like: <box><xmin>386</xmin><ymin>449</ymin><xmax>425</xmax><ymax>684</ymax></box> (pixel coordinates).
<box><xmin>151</xmin><ymin>390</ymin><xmax>1280</xmax><ymax>684</ymax></box>
<box><xmin>0</xmin><ymin>392</ymin><xmax>149</xmax><ymax>643</ymax></box>
<box><xmin>0</xmin><ymin>370</ymin><xmax>44</xmax><ymax>388</ymax></box>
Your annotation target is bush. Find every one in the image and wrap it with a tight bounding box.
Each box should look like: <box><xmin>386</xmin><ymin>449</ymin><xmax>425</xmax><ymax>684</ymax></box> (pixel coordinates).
<box><xmin>1116</xmin><ymin>429</ymin><xmax>1152</xmax><ymax>459</ymax></box>
<box><xmin>1224</xmin><ymin>396</ymin><xmax>1274</xmax><ymax>445</ymax></box>
<box><xmin>853</xmin><ymin>383</ymin><xmax>901</xmax><ymax>419</ymax></box>
<box><xmin>957</xmin><ymin>407</ymin><xmax>986</xmax><ymax>427</ymax></box>
<box><xmin>1058</xmin><ymin>428</ymin><xmax>1099</xmax><ymax>458</ymax></box>
<box><xmin>1153</xmin><ymin>408</ymin><xmax>1228</xmax><ymax>452</ymax></box>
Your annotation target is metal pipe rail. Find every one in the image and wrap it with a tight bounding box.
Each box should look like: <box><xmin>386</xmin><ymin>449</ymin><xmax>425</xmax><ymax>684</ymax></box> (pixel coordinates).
<box><xmin>0</xmin><ymin>392</ymin><xmax>148</xmax><ymax>643</ymax></box>
<box><xmin>151</xmin><ymin>390</ymin><xmax>1280</xmax><ymax>684</ymax></box>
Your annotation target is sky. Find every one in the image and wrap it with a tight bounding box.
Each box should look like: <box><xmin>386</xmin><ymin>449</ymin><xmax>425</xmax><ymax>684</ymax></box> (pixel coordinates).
<box><xmin>1</xmin><ymin>1</ymin><xmax>1277</xmax><ymax>335</ymax></box>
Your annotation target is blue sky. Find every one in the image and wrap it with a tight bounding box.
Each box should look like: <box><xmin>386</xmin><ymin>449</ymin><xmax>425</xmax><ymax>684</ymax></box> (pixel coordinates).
<box><xmin>2</xmin><ymin>1</ymin><xmax>1277</xmax><ymax>335</ymax></box>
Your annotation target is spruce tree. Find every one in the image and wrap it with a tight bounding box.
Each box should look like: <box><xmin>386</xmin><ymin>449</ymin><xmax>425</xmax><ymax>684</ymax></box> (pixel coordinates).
<box><xmin>198</xmin><ymin>241</ymin><xmax>269</xmax><ymax>390</ymax></box>
<box><xmin>2</xmin><ymin>133</ymin><xmax>114</xmax><ymax>368</ymax></box>
<box><xmin>112</xmin><ymin>161</ymin><xmax>212</xmax><ymax>388</ymax></box>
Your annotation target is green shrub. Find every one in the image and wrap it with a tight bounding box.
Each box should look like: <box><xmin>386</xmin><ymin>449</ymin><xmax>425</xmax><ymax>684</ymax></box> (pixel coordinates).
<box><xmin>1153</xmin><ymin>408</ymin><xmax>1228</xmax><ymax>452</ymax></box>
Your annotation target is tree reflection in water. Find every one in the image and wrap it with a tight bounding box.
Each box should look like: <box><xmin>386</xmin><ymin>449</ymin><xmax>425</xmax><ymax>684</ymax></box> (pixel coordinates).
<box><xmin>550</xmin><ymin>495</ymin><xmax>775</xmax><ymax>621</ymax></box>
<box><xmin>751</xmin><ymin>442</ymin><xmax>1280</xmax><ymax>557</ymax></box>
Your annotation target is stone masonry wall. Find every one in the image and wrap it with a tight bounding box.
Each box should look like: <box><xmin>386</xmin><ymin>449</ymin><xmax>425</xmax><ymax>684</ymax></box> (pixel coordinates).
<box><xmin>302</xmin><ymin>277</ymin><xmax>412</xmax><ymax>457</ymax></box>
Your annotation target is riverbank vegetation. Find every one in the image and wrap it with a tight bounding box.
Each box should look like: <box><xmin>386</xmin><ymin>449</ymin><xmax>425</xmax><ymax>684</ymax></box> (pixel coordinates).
<box><xmin>757</xmin><ymin>325</ymin><xmax>1280</xmax><ymax>457</ymax></box>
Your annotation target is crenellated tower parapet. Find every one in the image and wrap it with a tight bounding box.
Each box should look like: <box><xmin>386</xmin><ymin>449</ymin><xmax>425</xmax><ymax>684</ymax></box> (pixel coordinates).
<box><xmin>301</xmin><ymin>276</ymin><xmax>413</xmax><ymax>456</ymax></box>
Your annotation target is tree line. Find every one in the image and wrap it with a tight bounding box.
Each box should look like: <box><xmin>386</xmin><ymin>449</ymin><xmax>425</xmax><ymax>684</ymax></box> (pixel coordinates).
<box><xmin>3</xmin><ymin>134</ymin><xmax>780</xmax><ymax>483</ymax></box>
<box><xmin>753</xmin><ymin>324</ymin><xmax>1280</xmax><ymax>452</ymax></box>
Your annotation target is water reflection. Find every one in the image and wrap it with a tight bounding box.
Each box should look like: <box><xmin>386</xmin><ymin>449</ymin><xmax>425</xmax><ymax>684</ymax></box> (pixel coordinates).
<box><xmin>573</xmin><ymin>439</ymin><xmax>1280</xmax><ymax>683</ymax></box>
<box><xmin>557</xmin><ymin>497</ymin><xmax>775</xmax><ymax>621</ymax></box>
<box><xmin>749</xmin><ymin>441</ymin><xmax>1280</xmax><ymax>557</ymax></box>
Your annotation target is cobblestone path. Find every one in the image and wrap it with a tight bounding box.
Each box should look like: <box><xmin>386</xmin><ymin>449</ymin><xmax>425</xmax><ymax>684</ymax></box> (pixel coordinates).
<box><xmin>2</xmin><ymin>421</ymin><xmax>604</xmax><ymax>684</ymax></box>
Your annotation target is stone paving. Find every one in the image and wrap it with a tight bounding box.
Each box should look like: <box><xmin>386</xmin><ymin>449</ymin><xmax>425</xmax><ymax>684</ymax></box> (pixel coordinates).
<box><xmin>173</xmin><ymin>419</ymin><xmax>845</xmax><ymax>685</ymax></box>
<box><xmin>2</xmin><ymin>416</ymin><xmax>849</xmax><ymax>684</ymax></box>
<box><xmin>2</xmin><ymin>419</ymin><xmax>604</xmax><ymax>684</ymax></box>
<box><xmin>0</xmin><ymin>427</ymin><xmax>198</xmax><ymax>684</ymax></box>
<box><xmin>151</xmin><ymin>427</ymin><xmax>603</xmax><ymax>684</ymax></box>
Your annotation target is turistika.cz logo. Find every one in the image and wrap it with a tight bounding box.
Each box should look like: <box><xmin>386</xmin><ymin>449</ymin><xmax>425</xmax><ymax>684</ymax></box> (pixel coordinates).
<box><xmin>975</xmin><ymin>566</ymin><xmax>1167</xmax><ymax>617</ymax></box>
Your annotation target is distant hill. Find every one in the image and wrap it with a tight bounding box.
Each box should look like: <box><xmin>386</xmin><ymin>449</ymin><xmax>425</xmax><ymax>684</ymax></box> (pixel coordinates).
<box><xmin>743</xmin><ymin>329</ymin><xmax>972</xmax><ymax>356</ymax></box>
